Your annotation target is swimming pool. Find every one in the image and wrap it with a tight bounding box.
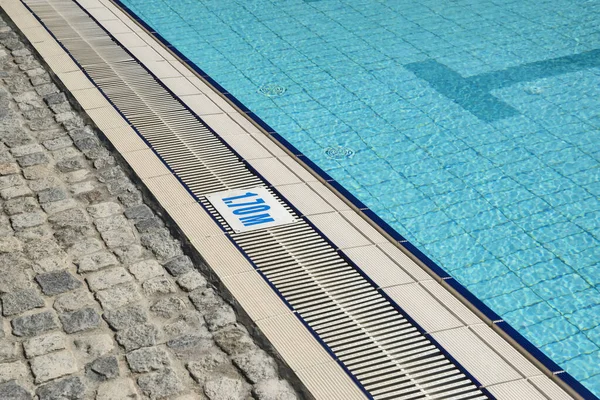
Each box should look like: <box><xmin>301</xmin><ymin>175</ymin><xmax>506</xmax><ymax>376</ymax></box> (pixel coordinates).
<box><xmin>118</xmin><ymin>0</ymin><xmax>600</xmax><ymax>395</ymax></box>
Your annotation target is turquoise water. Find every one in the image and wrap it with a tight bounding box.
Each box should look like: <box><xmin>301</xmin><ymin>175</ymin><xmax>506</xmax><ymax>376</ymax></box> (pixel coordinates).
<box><xmin>120</xmin><ymin>0</ymin><xmax>600</xmax><ymax>394</ymax></box>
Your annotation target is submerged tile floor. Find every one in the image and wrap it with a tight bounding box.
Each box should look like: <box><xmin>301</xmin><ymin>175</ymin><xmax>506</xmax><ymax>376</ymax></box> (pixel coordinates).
<box><xmin>0</xmin><ymin>16</ymin><xmax>298</xmax><ymax>399</ymax></box>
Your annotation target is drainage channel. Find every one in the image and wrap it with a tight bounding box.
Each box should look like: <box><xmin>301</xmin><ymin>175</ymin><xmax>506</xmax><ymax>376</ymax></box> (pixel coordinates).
<box><xmin>23</xmin><ymin>0</ymin><xmax>492</xmax><ymax>399</ymax></box>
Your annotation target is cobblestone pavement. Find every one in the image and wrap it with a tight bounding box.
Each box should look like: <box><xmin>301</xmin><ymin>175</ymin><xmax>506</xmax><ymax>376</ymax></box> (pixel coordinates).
<box><xmin>0</xmin><ymin>14</ymin><xmax>299</xmax><ymax>400</ymax></box>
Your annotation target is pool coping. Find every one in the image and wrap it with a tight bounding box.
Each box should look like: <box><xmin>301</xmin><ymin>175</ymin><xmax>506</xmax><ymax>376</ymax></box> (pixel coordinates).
<box><xmin>99</xmin><ymin>3</ymin><xmax>598</xmax><ymax>399</ymax></box>
<box><xmin>3</xmin><ymin>0</ymin><xmax>595</xmax><ymax>398</ymax></box>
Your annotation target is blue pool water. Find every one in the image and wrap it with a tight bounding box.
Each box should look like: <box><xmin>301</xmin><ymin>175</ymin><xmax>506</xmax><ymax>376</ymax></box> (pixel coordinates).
<box><xmin>119</xmin><ymin>0</ymin><xmax>600</xmax><ymax>393</ymax></box>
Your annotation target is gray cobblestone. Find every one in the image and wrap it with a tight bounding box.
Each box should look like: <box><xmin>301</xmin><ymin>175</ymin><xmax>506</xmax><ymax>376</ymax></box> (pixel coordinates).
<box><xmin>10</xmin><ymin>211</ymin><xmax>46</xmax><ymax>230</ymax></box>
<box><xmin>86</xmin><ymin>355</ymin><xmax>119</xmax><ymax>381</ymax></box>
<box><xmin>4</xmin><ymin>196</ymin><xmax>39</xmax><ymax>215</ymax></box>
<box><xmin>70</xmin><ymin>181</ymin><xmax>96</xmax><ymax>196</ymax></box>
<box><xmin>204</xmin><ymin>376</ymin><xmax>249</xmax><ymax>400</ymax></box>
<box><xmin>68</xmin><ymin>238</ymin><xmax>103</xmax><ymax>257</ymax></box>
<box><xmin>232</xmin><ymin>349</ymin><xmax>278</xmax><ymax>384</ymax></box>
<box><xmin>0</xmin><ymin>235</ymin><xmax>23</xmax><ymax>252</ymax></box>
<box><xmin>116</xmin><ymin>323</ymin><xmax>158</xmax><ymax>351</ymax></box>
<box><xmin>42</xmin><ymin>136</ymin><xmax>72</xmax><ymax>151</ymax></box>
<box><xmin>112</xmin><ymin>244</ymin><xmax>145</xmax><ymax>264</ymax></box>
<box><xmin>43</xmin><ymin>92</ymin><xmax>66</xmax><ymax>106</ymax></box>
<box><xmin>76</xmin><ymin>251</ymin><xmax>118</xmax><ymax>273</ymax></box>
<box><xmin>73</xmin><ymin>334</ymin><xmax>114</xmax><ymax>360</ymax></box>
<box><xmin>137</xmin><ymin>368</ymin><xmax>182</xmax><ymax>400</ymax></box>
<box><xmin>86</xmin><ymin>267</ymin><xmax>132</xmax><ymax>291</ymax></box>
<box><xmin>36</xmin><ymin>270</ymin><xmax>82</xmax><ymax>295</ymax></box>
<box><xmin>16</xmin><ymin>225</ymin><xmax>54</xmax><ymax>245</ymax></box>
<box><xmin>95</xmin><ymin>282</ymin><xmax>141</xmax><ymax>310</ymax></box>
<box><xmin>0</xmin><ymin>184</ymin><xmax>33</xmax><ymax>199</ymax></box>
<box><xmin>53</xmin><ymin>288</ymin><xmax>94</xmax><ymax>312</ymax></box>
<box><xmin>11</xmin><ymin>310</ymin><xmax>58</xmax><ymax>337</ymax></box>
<box><xmin>27</xmin><ymin>117</ymin><xmax>56</xmax><ymax>132</ymax></box>
<box><xmin>51</xmin><ymin>146</ymin><xmax>79</xmax><ymax>161</ymax></box>
<box><xmin>23</xmin><ymin>332</ymin><xmax>66</xmax><ymax>358</ymax></box>
<box><xmin>41</xmin><ymin>198</ymin><xmax>78</xmax><ymax>214</ymax></box>
<box><xmin>97</xmin><ymin>166</ymin><xmax>126</xmax><ymax>183</ymax></box>
<box><xmin>36</xmin><ymin>376</ymin><xmax>85</xmax><ymax>400</ymax></box>
<box><xmin>86</xmin><ymin>201</ymin><xmax>121</xmax><ymax>218</ymax></box>
<box><xmin>213</xmin><ymin>324</ymin><xmax>256</xmax><ymax>356</ymax></box>
<box><xmin>0</xmin><ymin>253</ymin><xmax>32</xmax><ymax>293</ymax></box>
<box><xmin>186</xmin><ymin>348</ymin><xmax>234</xmax><ymax>384</ymax></box>
<box><xmin>177</xmin><ymin>270</ymin><xmax>207</xmax><ymax>292</ymax></box>
<box><xmin>16</xmin><ymin>152</ymin><xmax>49</xmax><ymax>167</ymax></box>
<box><xmin>25</xmin><ymin>240</ymin><xmax>65</xmax><ymax>262</ymax></box>
<box><xmin>63</xmin><ymin>169</ymin><xmax>90</xmax><ymax>183</ymax></box>
<box><xmin>0</xmin><ymin>380</ymin><xmax>32</xmax><ymax>400</ymax></box>
<box><xmin>22</xmin><ymin>165</ymin><xmax>51</xmax><ymax>180</ymax></box>
<box><xmin>28</xmin><ymin>176</ymin><xmax>62</xmax><ymax>192</ymax></box>
<box><xmin>150</xmin><ymin>296</ymin><xmax>187</xmax><ymax>319</ymax></box>
<box><xmin>30</xmin><ymin>350</ymin><xmax>78</xmax><ymax>383</ymax></box>
<box><xmin>38</xmin><ymin>187</ymin><xmax>67</xmax><ymax>203</ymax></box>
<box><xmin>135</xmin><ymin>217</ymin><xmax>163</xmax><ymax>233</ymax></box>
<box><xmin>128</xmin><ymin>259</ymin><xmax>163</xmax><ymax>281</ymax></box>
<box><xmin>205</xmin><ymin>303</ymin><xmax>237</xmax><ymax>332</ymax></box>
<box><xmin>0</xmin><ymin>215</ymin><xmax>12</xmax><ymax>236</ymax></box>
<box><xmin>100</xmin><ymin>228</ymin><xmax>136</xmax><ymax>248</ymax></box>
<box><xmin>0</xmin><ymin>360</ymin><xmax>29</xmax><ymax>384</ymax></box>
<box><xmin>253</xmin><ymin>379</ymin><xmax>297</xmax><ymax>400</ymax></box>
<box><xmin>0</xmin><ymin>341</ymin><xmax>18</xmax><ymax>362</ymax></box>
<box><xmin>0</xmin><ymin>173</ymin><xmax>23</xmax><ymax>189</ymax></box>
<box><xmin>1</xmin><ymin>289</ymin><xmax>44</xmax><ymax>316</ymax></box>
<box><xmin>96</xmin><ymin>378</ymin><xmax>138</xmax><ymax>400</ymax></box>
<box><xmin>56</xmin><ymin>156</ymin><xmax>86</xmax><ymax>172</ymax></box>
<box><xmin>0</xmin><ymin>162</ymin><xmax>19</xmax><ymax>175</ymax></box>
<box><xmin>103</xmin><ymin>304</ymin><xmax>147</xmax><ymax>330</ymax></box>
<box><xmin>10</xmin><ymin>143</ymin><xmax>43</xmax><ymax>157</ymax></box>
<box><xmin>47</xmin><ymin>208</ymin><xmax>89</xmax><ymax>229</ymax></box>
<box><xmin>94</xmin><ymin>214</ymin><xmax>129</xmax><ymax>232</ymax></box>
<box><xmin>140</xmin><ymin>229</ymin><xmax>183</xmax><ymax>260</ymax></box>
<box><xmin>124</xmin><ymin>204</ymin><xmax>153</xmax><ymax>220</ymax></box>
<box><xmin>143</xmin><ymin>275</ymin><xmax>177</xmax><ymax>296</ymax></box>
<box><xmin>126</xmin><ymin>347</ymin><xmax>170</xmax><ymax>373</ymax></box>
<box><xmin>59</xmin><ymin>307</ymin><xmax>101</xmax><ymax>333</ymax></box>
<box><xmin>117</xmin><ymin>190</ymin><xmax>143</xmax><ymax>207</ymax></box>
<box><xmin>163</xmin><ymin>255</ymin><xmax>193</xmax><ymax>277</ymax></box>
<box><xmin>35</xmin><ymin>83</ymin><xmax>59</xmax><ymax>97</ymax></box>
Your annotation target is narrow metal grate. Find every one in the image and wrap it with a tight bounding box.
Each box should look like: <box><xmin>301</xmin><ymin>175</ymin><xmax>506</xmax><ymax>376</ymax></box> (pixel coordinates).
<box><xmin>23</xmin><ymin>1</ymin><xmax>491</xmax><ymax>398</ymax></box>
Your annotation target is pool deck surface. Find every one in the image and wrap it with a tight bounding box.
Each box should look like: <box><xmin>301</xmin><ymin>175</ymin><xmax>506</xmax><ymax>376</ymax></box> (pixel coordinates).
<box><xmin>0</xmin><ymin>0</ymin><xmax>590</xmax><ymax>398</ymax></box>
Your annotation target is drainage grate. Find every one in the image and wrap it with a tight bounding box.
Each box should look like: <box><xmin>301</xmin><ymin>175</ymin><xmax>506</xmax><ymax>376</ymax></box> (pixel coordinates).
<box><xmin>24</xmin><ymin>1</ymin><xmax>492</xmax><ymax>398</ymax></box>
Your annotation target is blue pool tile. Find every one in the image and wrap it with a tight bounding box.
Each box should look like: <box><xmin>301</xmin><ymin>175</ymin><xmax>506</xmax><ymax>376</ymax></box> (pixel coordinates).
<box><xmin>532</xmin><ymin>274</ymin><xmax>591</xmax><ymax>301</ymax></box>
<box><xmin>582</xmin><ymin>375</ymin><xmax>600</xmax><ymax>400</ymax></box>
<box><xmin>469</xmin><ymin>272</ymin><xmax>525</xmax><ymax>300</ymax></box>
<box><xmin>520</xmin><ymin>259</ymin><xmax>574</xmax><ymax>286</ymax></box>
<box><xmin>520</xmin><ymin>317</ymin><xmax>580</xmax><ymax>347</ymax></box>
<box><xmin>548</xmin><ymin>289</ymin><xmax>600</xmax><ymax>316</ymax></box>
<box><xmin>484</xmin><ymin>287</ymin><xmax>542</xmax><ymax>315</ymax></box>
<box><xmin>586</xmin><ymin>324</ymin><xmax>600</xmax><ymax>344</ymax></box>
<box><xmin>504</xmin><ymin>302</ymin><xmax>562</xmax><ymax>330</ymax></box>
<box><xmin>579</xmin><ymin>265</ymin><xmax>600</xmax><ymax>286</ymax></box>
<box><xmin>500</xmin><ymin>247</ymin><xmax>556</xmax><ymax>272</ymax></box>
<box><xmin>542</xmin><ymin>334</ymin><xmax>599</xmax><ymax>364</ymax></box>
<box><xmin>568</xmin><ymin>305</ymin><xmax>600</xmax><ymax>331</ymax></box>
<box><xmin>563</xmin><ymin>351</ymin><xmax>600</xmax><ymax>381</ymax></box>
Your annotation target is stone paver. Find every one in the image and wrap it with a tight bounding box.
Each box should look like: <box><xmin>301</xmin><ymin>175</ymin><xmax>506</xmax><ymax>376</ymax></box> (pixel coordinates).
<box><xmin>0</xmin><ymin>13</ymin><xmax>298</xmax><ymax>400</ymax></box>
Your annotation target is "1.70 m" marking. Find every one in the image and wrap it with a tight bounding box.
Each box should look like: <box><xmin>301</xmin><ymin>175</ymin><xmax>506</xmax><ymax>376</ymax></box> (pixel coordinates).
<box><xmin>222</xmin><ymin>192</ymin><xmax>275</xmax><ymax>227</ymax></box>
